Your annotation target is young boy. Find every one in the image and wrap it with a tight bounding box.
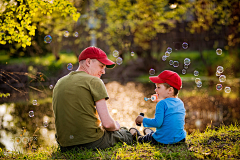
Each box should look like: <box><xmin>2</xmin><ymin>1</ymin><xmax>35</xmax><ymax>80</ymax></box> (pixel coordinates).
<box><xmin>130</xmin><ymin>70</ymin><xmax>186</xmax><ymax>145</ymax></box>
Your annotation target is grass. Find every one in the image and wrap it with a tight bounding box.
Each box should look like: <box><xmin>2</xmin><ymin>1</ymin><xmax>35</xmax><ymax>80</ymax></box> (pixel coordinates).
<box><xmin>0</xmin><ymin>123</ymin><xmax>239</xmax><ymax>159</ymax></box>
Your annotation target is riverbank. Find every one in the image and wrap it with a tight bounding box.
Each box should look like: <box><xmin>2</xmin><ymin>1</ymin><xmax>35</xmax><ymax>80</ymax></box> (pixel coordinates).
<box><xmin>0</xmin><ymin>123</ymin><xmax>239</xmax><ymax>159</ymax></box>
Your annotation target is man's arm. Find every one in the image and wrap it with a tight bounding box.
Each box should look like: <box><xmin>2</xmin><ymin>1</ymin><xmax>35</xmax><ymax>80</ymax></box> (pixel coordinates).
<box><xmin>96</xmin><ymin>98</ymin><xmax>120</xmax><ymax>131</ymax></box>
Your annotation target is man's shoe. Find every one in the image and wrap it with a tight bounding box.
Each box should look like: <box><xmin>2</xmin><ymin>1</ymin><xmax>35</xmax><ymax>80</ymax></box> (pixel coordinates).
<box><xmin>129</xmin><ymin>127</ymin><xmax>142</xmax><ymax>141</ymax></box>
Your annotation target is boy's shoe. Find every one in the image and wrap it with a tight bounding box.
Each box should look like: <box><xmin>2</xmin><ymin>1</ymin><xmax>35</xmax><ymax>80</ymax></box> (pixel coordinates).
<box><xmin>129</xmin><ymin>127</ymin><xmax>142</xmax><ymax>141</ymax></box>
<box><xmin>143</xmin><ymin>128</ymin><xmax>154</xmax><ymax>135</ymax></box>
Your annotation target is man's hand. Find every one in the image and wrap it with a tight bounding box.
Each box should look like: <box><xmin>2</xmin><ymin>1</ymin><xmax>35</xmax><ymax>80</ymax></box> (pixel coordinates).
<box><xmin>135</xmin><ymin>115</ymin><xmax>144</xmax><ymax>126</ymax></box>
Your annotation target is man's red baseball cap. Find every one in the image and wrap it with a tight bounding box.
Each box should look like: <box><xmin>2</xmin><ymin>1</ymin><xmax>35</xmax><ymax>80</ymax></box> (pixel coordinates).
<box><xmin>149</xmin><ymin>70</ymin><xmax>182</xmax><ymax>90</ymax></box>
<box><xmin>78</xmin><ymin>46</ymin><xmax>115</xmax><ymax>68</ymax></box>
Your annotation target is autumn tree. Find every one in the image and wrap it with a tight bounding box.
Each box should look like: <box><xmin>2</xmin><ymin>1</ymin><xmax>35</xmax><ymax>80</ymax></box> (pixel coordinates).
<box><xmin>0</xmin><ymin>0</ymin><xmax>80</xmax><ymax>58</ymax></box>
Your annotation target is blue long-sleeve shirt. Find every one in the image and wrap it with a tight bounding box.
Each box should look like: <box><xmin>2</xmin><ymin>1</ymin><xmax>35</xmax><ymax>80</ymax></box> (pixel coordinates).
<box><xmin>143</xmin><ymin>97</ymin><xmax>186</xmax><ymax>144</ymax></box>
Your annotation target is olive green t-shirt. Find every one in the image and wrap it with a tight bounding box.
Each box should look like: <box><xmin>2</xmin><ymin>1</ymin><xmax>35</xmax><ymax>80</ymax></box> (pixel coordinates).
<box><xmin>52</xmin><ymin>71</ymin><xmax>108</xmax><ymax>147</ymax></box>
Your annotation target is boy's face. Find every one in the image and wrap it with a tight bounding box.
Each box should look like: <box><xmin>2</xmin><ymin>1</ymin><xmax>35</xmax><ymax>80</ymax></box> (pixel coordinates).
<box><xmin>154</xmin><ymin>83</ymin><xmax>173</xmax><ymax>100</ymax></box>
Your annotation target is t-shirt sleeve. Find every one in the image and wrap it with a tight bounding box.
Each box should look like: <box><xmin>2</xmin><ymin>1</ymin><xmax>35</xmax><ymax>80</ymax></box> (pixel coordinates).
<box><xmin>143</xmin><ymin>101</ymin><xmax>166</xmax><ymax>128</ymax></box>
<box><xmin>89</xmin><ymin>77</ymin><xmax>109</xmax><ymax>102</ymax></box>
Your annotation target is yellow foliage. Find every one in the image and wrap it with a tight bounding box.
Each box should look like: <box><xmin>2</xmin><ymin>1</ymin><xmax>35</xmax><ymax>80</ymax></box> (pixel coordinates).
<box><xmin>0</xmin><ymin>0</ymin><xmax>80</xmax><ymax>47</ymax></box>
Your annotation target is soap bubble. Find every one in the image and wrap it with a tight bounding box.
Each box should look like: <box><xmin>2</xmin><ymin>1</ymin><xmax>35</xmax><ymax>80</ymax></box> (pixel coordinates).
<box><xmin>219</xmin><ymin>75</ymin><xmax>226</xmax><ymax>82</ymax></box>
<box><xmin>197</xmin><ymin>81</ymin><xmax>202</xmax><ymax>88</ymax></box>
<box><xmin>173</xmin><ymin>61</ymin><xmax>179</xmax><ymax>67</ymax></box>
<box><xmin>74</xmin><ymin>32</ymin><xmax>78</xmax><ymax>37</ymax></box>
<box><xmin>64</xmin><ymin>31</ymin><xmax>70</xmax><ymax>37</ymax></box>
<box><xmin>116</xmin><ymin>57</ymin><xmax>123</xmax><ymax>65</ymax></box>
<box><xmin>169</xmin><ymin>60</ymin><xmax>173</xmax><ymax>65</ymax></box>
<box><xmin>70</xmin><ymin>135</ymin><xmax>74</xmax><ymax>139</ymax></box>
<box><xmin>216</xmin><ymin>84</ymin><xmax>223</xmax><ymax>91</ymax></box>
<box><xmin>29</xmin><ymin>111</ymin><xmax>34</xmax><ymax>117</ymax></box>
<box><xmin>224</xmin><ymin>87</ymin><xmax>231</xmax><ymax>93</ymax></box>
<box><xmin>184</xmin><ymin>64</ymin><xmax>188</xmax><ymax>69</ymax></box>
<box><xmin>216</xmin><ymin>48</ymin><xmax>222</xmax><ymax>55</ymax></box>
<box><xmin>113</xmin><ymin>50</ymin><xmax>119</xmax><ymax>57</ymax></box>
<box><xmin>49</xmin><ymin>85</ymin><xmax>53</xmax><ymax>89</ymax></box>
<box><xmin>162</xmin><ymin>55</ymin><xmax>167</xmax><ymax>61</ymax></box>
<box><xmin>182</xmin><ymin>42</ymin><xmax>188</xmax><ymax>49</ymax></box>
<box><xmin>43</xmin><ymin>121</ymin><xmax>48</xmax><ymax>127</ymax></box>
<box><xmin>182</xmin><ymin>69</ymin><xmax>186</xmax><ymax>74</ymax></box>
<box><xmin>33</xmin><ymin>100</ymin><xmax>37</xmax><ymax>105</ymax></box>
<box><xmin>195</xmin><ymin>78</ymin><xmax>201</xmax><ymax>84</ymax></box>
<box><xmin>167</xmin><ymin>47</ymin><xmax>172</xmax><ymax>53</ymax></box>
<box><xmin>131</xmin><ymin>51</ymin><xmax>134</xmax><ymax>56</ymax></box>
<box><xmin>44</xmin><ymin>35</ymin><xmax>52</xmax><ymax>43</ymax></box>
<box><xmin>217</xmin><ymin>66</ymin><xmax>224</xmax><ymax>73</ymax></box>
<box><xmin>165</xmin><ymin>51</ymin><xmax>170</xmax><ymax>57</ymax></box>
<box><xmin>149</xmin><ymin>69</ymin><xmax>155</xmax><ymax>75</ymax></box>
<box><xmin>216</xmin><ymin>72</ymin><xmax>221</xmax><ymax>76</ymax></box>
<box><xmin>67</xmin><ymin>63</ymin><xmax>73</xmax><ymax>70</ymax></box>
<box><xmin>184</xmin><ymin>58</ymin><xmax>191</xmax><ymax>65</ymax></box>
<box><xmin>194</xmin><ymin>70</ymin><xmax>199</xmax><ymax>76</ymax></box>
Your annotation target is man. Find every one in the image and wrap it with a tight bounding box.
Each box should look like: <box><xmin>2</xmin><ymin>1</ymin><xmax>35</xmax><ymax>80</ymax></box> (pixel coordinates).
<box><xmin>52</xmin><ymin>46</ymin><xmax>133</xmax><ymax>152</ymax></box>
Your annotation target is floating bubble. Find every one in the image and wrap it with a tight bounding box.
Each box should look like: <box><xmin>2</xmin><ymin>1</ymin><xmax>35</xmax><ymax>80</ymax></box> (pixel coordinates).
<box><xmin>131</xmin><ymin>51</ymin><xmax>134</xmax><ymax>56</ymax></box>
<box><xmin>44</xmin><ymin>35</ymin><xmax>52</xmax><ymax>43</ymax></box>
<box><xmin>64</xmin><ymin>31</ymin><xmax>69</xmax><ymax>37</ymax></box>
<box><xmin>116</xmin><ymin>57</ymin><xmax>122</xmax><ymax>65</ymax></box>
<box><xmin>113</xmin><ymin>50</ymin><xmax>119</xmax><ymax>57</ymax></box>
<box><xmin>49</xmin><ymin>85</ymin><xmax>53</xmax><ymax>89</ymax></box>
<box><xmin>197</xmin><ymin>81</ymin><xmax>202</xmax><ymax>88</ymax></box>
<box><xmin>29</xmin><ymin>111</ymin><xmax>34</xmax><ymax>117</ymax></box>
<box><xmin>216</xmin><ymin>48</ymin><xmax>222</xmax><ymax>55</ymax></box>
<box><xmin>33</xmin><ymin>100</ymin><xmax>37</xmax><ymax>105</ymax></box>
<box><xmin>217</xmin><ymin>66</ymin><xmax>224</xmax><ymax>73</ymax></box>
<box><xmin>216</xmin><ymin>72</ymin><xmax>221</xmax><ymax>77</ymax></box>
<box><xmin>182</xmin><ymin>69</ymin><xmax>186</xmax><ymax>74</ymax></box>
<box><xmin>173</xmin><ymin>61</ymin><xmax>179</xmax><ymax>67</ymax></box>
<box><xmin>195</xmin><ymin>78</ymin><xmax>201</xmax><ymax>84</ymax></box>
<box><xmin>70</xmin><ymin>135</ymin><xmax>74</xmax><ymax>139</ymax></box>
<box><xmin>22</xmin><ymin>137</ymin><xmax>29</xmax><ymax>144</ymax></box>
<box><xmin>194</xmin><ymin>70</ymin><xmax>199</xmax><ymax>76</ymax></box>
<box><xmin>74</xmin><ymin>32</ymin><xmax>78</xmax><ymax>37</ymax></box>
<box><xmin>15</xmin><ymin>137</ymin><xmax>21</xmax><ymax>144</ymax></box>
<box><xmin>219</xmin><ymin>75</ymin><xmax>226</xmax><ymax>82</ymax></box>
<box><xmin>169</xmin><ymin>60</ymin><xmax>173</xmax><ymax>65</ymax></box>
<box><xmin>43</xmin><ymin>121</ymin><xmax>48</xmax><ymax>127</ymax></box>
<box><xmin>224</xmin><ymin>87</ymin><xmax>231</xmax><ymax>93</ymax></box>
<box><xmin>216</xmin><ymin>84</ymin><xmax>222</xmax><ymax>91</ymax></box>
<box><xmin>67</xmin><ymin>63</ymin><xmax>73</xmax><ymax>70</ymax></box>
<box><xmin>182</xmin><ymin>42</ymin><xmax>188</xmax><ymax>49</ymax></box>
<box><xmin>184</xmin><ymin>58</ymin><xmax>191</xmax><ymax>65</ymax></box>
<box><xmin>165</xmin><ymin>51</ymin><xmax>170</xmax><ymax>57</ymax></box>
<box><xmin>167</xmin><ymin>47</ymin><xmax>172</xmax><ymax>53</ymax></box>
<box><xmin>162</xmin><ymin>55</ymin><xmax>167</xmax><ymax>61</ymax></box>
<box><xmin>184</xmin><ymin>64</ymin><xmax>188</xmax><ymax>69</ymax></box>
<box><xmin>149</xmin><ymin>69</ymin><xmax>155</xmax><ymax>75</ymax></box>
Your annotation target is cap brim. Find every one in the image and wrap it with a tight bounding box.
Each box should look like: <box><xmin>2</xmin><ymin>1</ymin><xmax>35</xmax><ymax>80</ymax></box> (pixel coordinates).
<box><xmin>149</xmin><ymin>76</ymin><xmax>165</xmax><ymax>83</ymax></box>
<box><xmin>98</xmin><ymin>58</ymin><xmax>116</xmax><ymax>68</ymax></box>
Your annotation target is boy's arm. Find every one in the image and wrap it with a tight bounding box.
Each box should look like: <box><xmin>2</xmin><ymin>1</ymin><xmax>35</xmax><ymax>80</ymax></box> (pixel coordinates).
<box><xmin>143</xmin><ymin>102</ymin><xmax>165</xmax><ymax>128</ymax></box>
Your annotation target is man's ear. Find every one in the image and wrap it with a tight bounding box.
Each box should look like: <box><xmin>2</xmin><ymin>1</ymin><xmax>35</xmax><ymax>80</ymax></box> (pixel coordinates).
<box><xmin>85</xmin><ymin>58</ymin><xmax>91</xmax><ymax>66</ymax></box>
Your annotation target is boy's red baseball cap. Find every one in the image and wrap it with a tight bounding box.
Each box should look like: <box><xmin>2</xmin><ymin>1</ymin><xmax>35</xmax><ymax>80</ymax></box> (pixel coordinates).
<box><xmin>78</xmin><ymin>46</ymin><xmax>115</xmax><ymax>68</ymax></box>
<box><xmin>149</xmin><ymin>70</ymin><xmax>182</xmax><ymax>90</ymax></box>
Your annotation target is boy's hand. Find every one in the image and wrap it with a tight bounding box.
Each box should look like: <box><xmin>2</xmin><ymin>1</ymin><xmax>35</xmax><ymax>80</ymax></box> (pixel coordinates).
<box><xmin>135</xmin><ymin>115</ymin><xmax>144</xmax><ymax>125</ymax></box>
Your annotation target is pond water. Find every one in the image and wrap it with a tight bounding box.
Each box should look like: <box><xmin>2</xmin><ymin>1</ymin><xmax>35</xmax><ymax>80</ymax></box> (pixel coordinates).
<box><xmin>0</xmin><ymin>80</ymin><xmax>239</xmax><ymax>152</ymax></box>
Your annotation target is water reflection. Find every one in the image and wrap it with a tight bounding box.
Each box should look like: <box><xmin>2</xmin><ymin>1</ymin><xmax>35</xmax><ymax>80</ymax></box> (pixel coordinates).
<box><xmin>0</xmin><ymin>81</ymin><xmax>239</xmax><ymax>151</ymax></box>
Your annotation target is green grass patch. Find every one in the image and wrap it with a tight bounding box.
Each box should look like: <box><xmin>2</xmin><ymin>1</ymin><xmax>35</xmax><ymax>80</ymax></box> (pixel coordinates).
<box><xmin>0</xmin><ymin>124</ymin><xmax>239</xmax><ymax>159</ymax></box>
